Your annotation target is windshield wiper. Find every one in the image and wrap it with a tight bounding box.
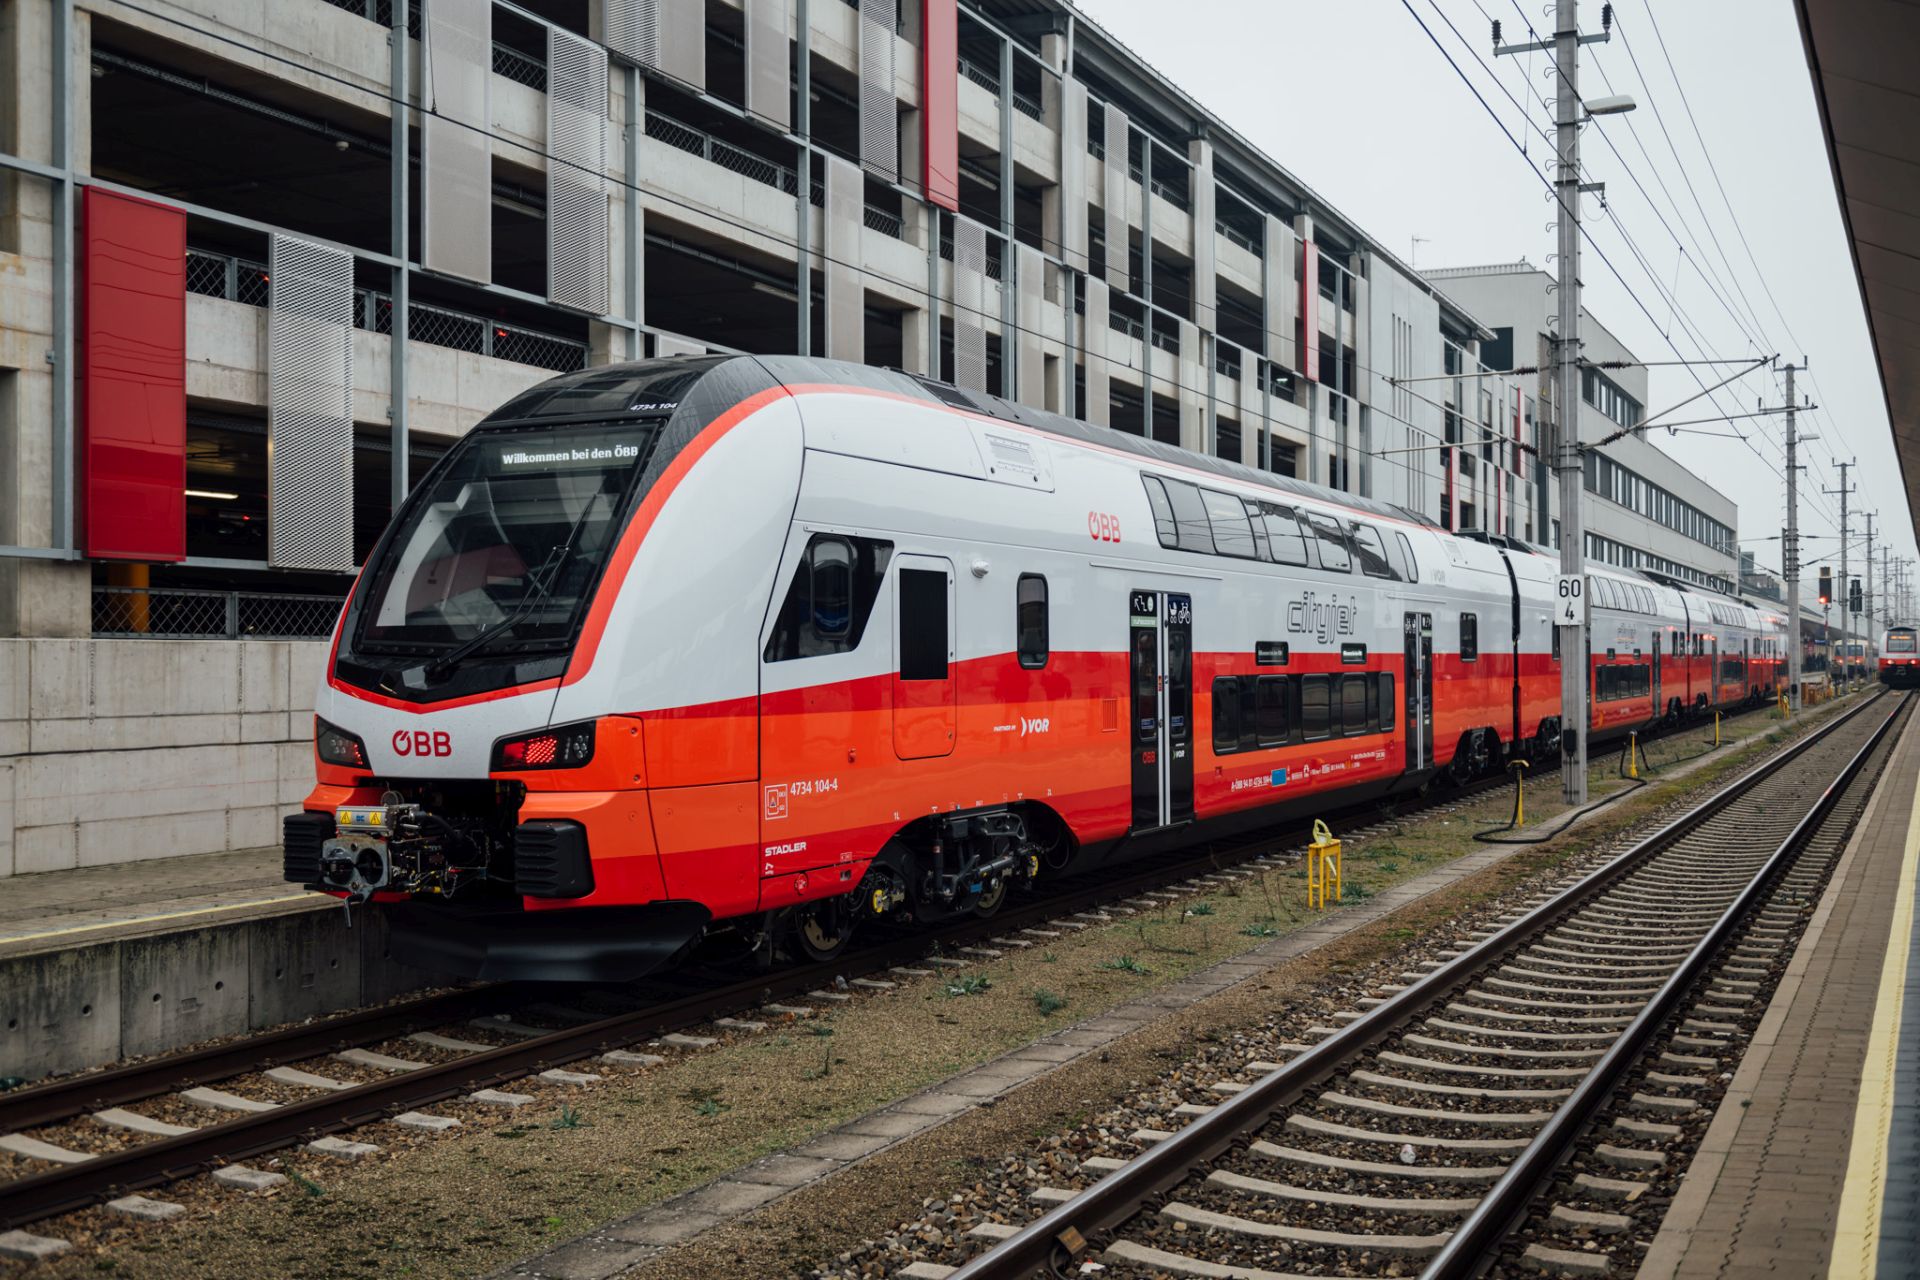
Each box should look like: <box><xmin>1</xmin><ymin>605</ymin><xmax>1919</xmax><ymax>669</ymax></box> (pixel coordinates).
<box><xmin>415</xmin><ymin>495</ymin><xmax>605</xmax><ymax>684</ymax></box>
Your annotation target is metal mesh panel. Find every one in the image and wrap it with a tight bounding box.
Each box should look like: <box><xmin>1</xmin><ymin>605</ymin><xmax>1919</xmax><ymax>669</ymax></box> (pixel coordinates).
<box><xmin>1104</xmin><ymin>103</ymin><xmax>1130</xmax><ymax>290</ymax></box>
<box><xmin>93</xmin><ymin>586</ymin><xmax>347</xmax><ymax>639</ymax></box>
<box><xmin>660</xmin><ymin>0</ymin><xmax>706</xmax><ymax>88</ymax></box>
<box><xmin>547</xmin><ymin>28</ymin><xmax>610</xmax><ymax>314</ymax></box>
<box><xmin>744</xmin><ymin>0</ymin><xmax>790</xmax><ymax>129</ymax></box>
<box><xmin>1083</xmin><ymin>276</ymin><xmax>1110</xmax><ymax>426</ymax></box>
<box><xmin>1191</xmin><ymin>145</ymin><xmax>1216</xmax><ymax>332</ymax></box>
<box><xmin>423</xmin><ymin>0</ymin><xmax>493</xmax><ymax>282</ymax></box>
<box><xmin>597</xmin><ymin>0</ymin><xmax>659</xmax><ymax>67</ymax></box>
<box><xmin>824</xmin><ymin>156</ymin><xmax>863</xmax><ymax>363</ymax></box>
<box><xmin>857</xmin><ymin>0</ymin><xmax>898</xmax><ymax>181</ymax></box>
<box><xmin>1263</xmin><ymin>213</ymin><xmax>1296</xmax><ymax>371</ymax></box>
<box><xmin>267</xmin><ymin>234</ymin><xmax>355</xmax><ymax>572</ymax></box>
<box><xmin>951</xmin><ymin>217</ymin><xmax>987</xmax><ymax>394</ymax></box>
<box><xmin>1057</xmin><ymin>77</ymin><xmax>1087</xmax><ymax>270</ymax></box>
<box><xmin>1015</xmin><ymin>243</ymin><xmax>1046</xmax><ymax>409</ymax></box>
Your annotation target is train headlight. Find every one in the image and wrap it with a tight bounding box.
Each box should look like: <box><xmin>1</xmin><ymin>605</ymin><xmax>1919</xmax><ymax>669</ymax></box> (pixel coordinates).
<box><xmin>316</xmin><ymin>717</ymin><xmax>369</xmax><ymax>769</ymax></box>
<box><xmin>492</xmin><ymin>720</ymin><xmax>596</xmax><ymax>771</ymax></box>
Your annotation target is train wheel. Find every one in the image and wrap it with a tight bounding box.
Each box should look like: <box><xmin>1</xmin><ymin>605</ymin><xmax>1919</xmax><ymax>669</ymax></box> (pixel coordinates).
<box><xmin>974</xmin><ymin>873</ymin><xmax>1009</xmax><ymax>917</ymax></box>
<box><xmin>791</xmin><ymin>898</ymin><xmax>854</xmax><ymax>963</ymax></box>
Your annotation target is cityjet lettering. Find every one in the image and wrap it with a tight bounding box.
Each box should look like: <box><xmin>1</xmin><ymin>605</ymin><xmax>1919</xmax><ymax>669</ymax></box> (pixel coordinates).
<box><xmin>1286</xmin><ymin>592</ymin><xmax>1359</xmax><ymax>644</ymax></box>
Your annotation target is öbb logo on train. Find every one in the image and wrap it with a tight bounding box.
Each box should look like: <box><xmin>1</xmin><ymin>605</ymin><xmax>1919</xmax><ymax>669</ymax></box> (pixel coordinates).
<box><xmin>391</xmin><ymin>729</ymin><xmax>452</xmax><ymax>757</ymax></box>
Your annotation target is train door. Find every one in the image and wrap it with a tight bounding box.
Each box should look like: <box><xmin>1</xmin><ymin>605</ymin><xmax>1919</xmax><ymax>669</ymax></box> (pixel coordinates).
<box><xmin>1128</xmin><ymin>589</ymin><xmax>1194</xmax><ymax>832</ymax></box>
<box><xmin>1711</xmin><ymin>636</ymin><xmax>1721</xmax><ymax>703</ymax></box>
<box><xmin>892</xmin><ymin>556</ymin><xmax>955</xmax><ymax>760</ymax></box>
<box><xmin>1403</xmin><ymin>612</ymin><xmax>1434</xmax><ymax>772</ymax></box>
<box><xmin>1651</xmin><ymin>630</ymin><xmax>1662</xmax><ymax>715</ymax></box>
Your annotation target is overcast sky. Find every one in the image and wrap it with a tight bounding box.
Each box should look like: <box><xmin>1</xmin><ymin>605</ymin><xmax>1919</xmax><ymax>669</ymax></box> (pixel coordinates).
<box><xmin>1079</xmin><ymin>0</ymin><xmax>1912</xmax><ymax>607</ymax></box>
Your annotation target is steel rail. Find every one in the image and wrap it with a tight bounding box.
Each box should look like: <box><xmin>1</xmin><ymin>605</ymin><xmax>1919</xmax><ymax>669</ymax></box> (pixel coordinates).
<box><xmin>0</xmin><ymin>798</ymin><xmax>1370</xmax><ymax>1229</ymax></box>
<box><xmin>0</xmin><ymin>694</ymin><xmax>1801</xmax><ymax>1226</ymax></box>
<box><xmin>0</xmin><ymin>700</ymin><xmax>1607</xmax><ymax>1135</ymax></box>
<box><xmin>944</xmin><ymin>690</ymin><xmax>1892</xmax><ymax>1279</ymax></box>
<box><xmin>1423</xmin><ymin>691</ymin><xmax>1909</xmax><ymax>1276</ymax></box>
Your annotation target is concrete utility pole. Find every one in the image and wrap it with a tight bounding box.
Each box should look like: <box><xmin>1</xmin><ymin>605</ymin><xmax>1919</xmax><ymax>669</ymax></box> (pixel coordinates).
<box><xmin>1783</xmin><ymin>361</ymin><xmax>1803</xmax><ymax>711</ymax></box>
<box><xmin>1865</xmin><ymin>512</ymin><xmax>1876</xmax><ymax>665</ymax></box>
<box><xmin>1826</xmin><ymin>459</ymin><xmax>1853</xmax><ymax>686</ymax></box>
<box><xmin>1497</xmin><ymin>0</ymin><xmax>1619</xmax><ymax>805</ymax></box>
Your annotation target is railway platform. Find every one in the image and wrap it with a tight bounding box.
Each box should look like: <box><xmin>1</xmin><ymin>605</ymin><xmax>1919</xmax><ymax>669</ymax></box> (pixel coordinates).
<box><xmin>0</xmin><ymin>847</ymin><xmax>437</xmax><ymax>1083</ymax></box>
<box><xmin>1642</xmin><ymin>704</ymin><xmax>1920</xmax><ymax>1279</ymax></box>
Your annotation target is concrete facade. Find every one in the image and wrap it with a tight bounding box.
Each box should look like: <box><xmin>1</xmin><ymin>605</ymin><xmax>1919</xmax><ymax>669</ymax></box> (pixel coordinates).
<box><xmin>1425</xmin><ymin>262</ymin><xmax>1742</xmax><ymax>593</ymax></box>
<box><xmin>0</xmin><ymin>0</ymin><xmax>1702</xmax><ymax>874</ymax></box>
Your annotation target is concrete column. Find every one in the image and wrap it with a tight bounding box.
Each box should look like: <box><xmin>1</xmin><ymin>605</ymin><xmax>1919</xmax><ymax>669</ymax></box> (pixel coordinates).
<box><xmin>1261</xmin><ymin>214</ymin><xmax>1296</xmax><ymax>376</ymax></box>
<box><xmin>1083</xmin><ymin>276</ymin><xmax>1110</xmax><ymax>427</ymax></box>
<box><xmin>0</xmin><ymin>0</ymin><xmax>88</xmax><ymax>638</ymax></box>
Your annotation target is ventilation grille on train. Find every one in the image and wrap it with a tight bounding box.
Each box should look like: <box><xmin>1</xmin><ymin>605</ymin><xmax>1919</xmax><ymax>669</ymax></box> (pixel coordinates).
<box><xmin>514</xmin><ymin>821</ymin><xmax>595</xmax><ymax>900</ymax></box>
<box><xmin>283</xmin><ymin>811</ymin><xmax>335</xmax><ymax>886</ymax></box>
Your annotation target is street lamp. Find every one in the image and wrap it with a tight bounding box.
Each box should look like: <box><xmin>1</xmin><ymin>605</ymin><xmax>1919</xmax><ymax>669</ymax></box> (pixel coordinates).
<box><xmin>1583</xmin><ymin>94</ymin><xmax>1637</xmax><ymax>116</ymax></box>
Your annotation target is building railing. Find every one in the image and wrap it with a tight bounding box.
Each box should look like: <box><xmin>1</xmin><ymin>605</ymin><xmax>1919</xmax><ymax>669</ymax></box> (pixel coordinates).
<box><xmin>184</xmin><ymin>247</ymin><xmax>590</xmax><ymax>373</ymax></box>
<box><xmin>955</xmin><ymin>56</ymin><xmax>1045</xmax><ymax>121</ymax></box>
<box><xmin>93</xmin><ymin>586</ymin><xmax>346</xmax><ymax>640</ymax></box>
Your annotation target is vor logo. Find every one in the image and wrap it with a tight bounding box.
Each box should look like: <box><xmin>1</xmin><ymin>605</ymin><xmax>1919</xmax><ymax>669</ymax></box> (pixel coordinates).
<box><xmin>1020</xmin><ymin>716</ymin><xmax>1051</xmax><ymax>737</ymax></box>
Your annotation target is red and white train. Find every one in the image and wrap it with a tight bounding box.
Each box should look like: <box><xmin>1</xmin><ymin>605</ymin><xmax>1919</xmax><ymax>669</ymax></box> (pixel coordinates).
<box><xmin>1881</xmin><ymin>627</ymin><xmax>1918</xmax><ymax>686</ymax></box>
<box><xmin>284</xmin><ymin>357</ymin><xmax>1788</xmax><ymax>979</ymax></box>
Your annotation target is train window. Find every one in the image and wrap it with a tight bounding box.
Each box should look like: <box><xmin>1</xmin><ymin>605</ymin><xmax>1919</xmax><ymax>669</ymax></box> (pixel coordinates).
<box><xmin>1254</xmin><ymin>676</ymin><xmax>1289</xmax><ymax>747</ymax></box>
<box><xmin>1259</xmin><ymin>504</ymin><xmax>1311</xmax><ymax>567</ymax></box>
<box><xmin>1161</xmin><ymin>479</ymin><xmax>1216</xmax><ymax>553</ymax></box>
<box><xmin>764</xmin><ymin>535</ymin><xmax>894</xmax><ymax>662</ymax></box>
<box><xmin>1552</xmin><ymin>624</ymin><xmax>1562</xmax><ymax>664</ymax></box>
<box><xmin>1239</xmin><ymin>498</ymin><xmax>1271</xmax><ymax>561</ymax></box>
<box><xmin>1350</xmin><ymin>523</ymin><xmax>1398</xmax><ymax>579</ymax></box>
<box><xmin>1377</xmin><ymin>673</ymin><xmax>1396</xmax><ymax>730</ymax></box>
<box><xmin>898</xmin><ymin>569</ymin><xmax>949</xmax><ymax>680</ymax></box>
<box><xmin>1301</xmin><ymin>675</ymin><xmax>1332</xmax><ymax>740</ymax></box>
<box><xmin>1396</xmin><ymin>531</ymin><xmax>1420</xmax><ymax>583</ymax></box>
<box><xmin>1016</xmin><ymin>575</ymin><xmax>1049</xmax><ymax>669</ymax></box>
<box><xmin>1212</xmin><ymin>677</ymin><xmax>1243</xmax><ymax>753</ymax></box>
<box><xmin>1202</xmin><ymin>489</ymin><xmax>1259</xmax><ymax>559</ymax></box>
<box><xmin>1306</xmin><ymin>513</ymin><xmax>1353</xmax><ymax>572</ymax></box>
<box><xmin>1142</xmin><ymin>477</ymin><xmax>1179</xmax><ymax>548</ymax></box>
<box><xmin>1339</xmin><ymin>674</ymin><xmax>1369</xmax><ymax>735</ymax></box>
<box><xmin>1460</xmin><ymin>613</ymin><xmax>1479</xmax><ymax>662</ymax></box>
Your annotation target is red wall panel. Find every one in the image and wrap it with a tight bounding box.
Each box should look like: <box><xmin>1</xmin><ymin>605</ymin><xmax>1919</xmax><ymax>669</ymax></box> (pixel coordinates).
<box><xmin>82</xmin><ymin>188</ymin><xmax>187</xmax><ymax>562</ymax></box>
<box><xmin>921</xmin><ymin>0</ymin><xmax>960</xmax><ymax>212</ymax></box>
<box><xmin>1299</xmin><ymin>239</ymin><xmax>1320</xmax><ymax>382</ymax></box>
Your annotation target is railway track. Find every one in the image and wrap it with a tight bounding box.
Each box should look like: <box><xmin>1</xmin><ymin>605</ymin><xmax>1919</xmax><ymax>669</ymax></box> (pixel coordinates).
<box><xmin>0</xmin><ymin>696</ymin><xmax>1810</xmax><ymax>1239</ymax></box>
<box><xmin>931</xmin><ymin>689</ymin><xmax>1905</xmax><ymax>1280</ymax></box>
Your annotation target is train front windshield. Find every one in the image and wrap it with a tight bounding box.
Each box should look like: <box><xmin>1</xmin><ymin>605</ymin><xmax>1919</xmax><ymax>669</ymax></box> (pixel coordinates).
<box><xmin>357</xmin><ymin>422</ymin><xmax>660</xmax><ymax>654</ymax></box>
<box><xmin>1892</xmin><ymin>632</ymin><xmax>1916</xmax><ymax>653</ymax></box>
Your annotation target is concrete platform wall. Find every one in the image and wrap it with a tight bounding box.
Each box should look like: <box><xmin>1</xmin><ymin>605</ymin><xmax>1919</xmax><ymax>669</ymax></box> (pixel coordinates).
<box><xmin>0</xmin><ymin>636</ymin><xmax>327</xmax><ymax>878</ymax></box>
<box><xmin>0</xmin><ymin>906</ymin><xmax>438</xmax><ymax>1081</ymax></box>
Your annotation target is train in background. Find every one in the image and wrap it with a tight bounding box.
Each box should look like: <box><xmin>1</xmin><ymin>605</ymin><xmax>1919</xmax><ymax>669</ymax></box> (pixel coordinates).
<box><xmin>284</xmin><ymin>356</ymin><xmax>1791</xmax><ymax>981</ymax></box>
<box><xmin>1882</xmin><ymin>627</ymin><xmax>1919</xmax><ymax>686</ymax></box>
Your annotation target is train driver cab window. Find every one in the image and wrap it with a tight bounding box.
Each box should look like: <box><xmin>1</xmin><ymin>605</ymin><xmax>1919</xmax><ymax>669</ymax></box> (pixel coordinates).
<box><xmin>1016</xmin><ymin>575</ymin><xmax>1049</xmax><ymax>669</ymax></box>
<box><xmin>1460</xmin><ymin>613</ymin><xmax>1479</xmax><ymax>662</ymax></box>
<box><xmin>899</xmin><ymin>568</ymin><xmax>949</xmax><ymax>680</ymax></box>
<box><xmin>1305</xmin><ymin>513</ymin><xmax>1352</xmax><ymax>572</ymax></box>
<box><xmin>1201</xmin><ymin>489</ymin><xmax>1259</xmax><ymax>558</ymax></box>
<box><xmin>1350</xmin><ymin>523</ymin><xmax>1399</xmax><ymax>579</ymax></box>
<box><xmin>764</xmin><ymin>535</ymin><xmax>893</xmax><ymax>662</ymax></box>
